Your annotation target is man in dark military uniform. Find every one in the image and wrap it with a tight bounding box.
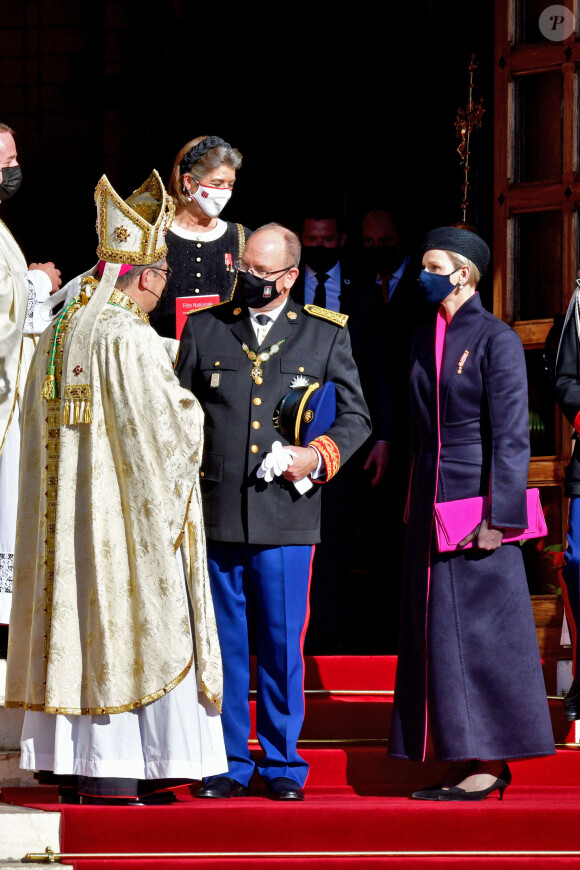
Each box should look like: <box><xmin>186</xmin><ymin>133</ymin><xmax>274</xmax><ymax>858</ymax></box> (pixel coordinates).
<box><xmin>176</xmin><ymin>223</ymin><xmax>370</xmax><ymax>800</ymax></box>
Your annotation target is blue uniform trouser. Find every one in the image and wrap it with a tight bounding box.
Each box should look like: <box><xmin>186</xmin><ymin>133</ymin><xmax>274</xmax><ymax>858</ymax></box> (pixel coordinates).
<box><xmin>207</xmin><ymin>541</ymin><xmax>314</xmax><ymax>788</ymax></box>
<box><xmin>563</xmin><ymin>496</ymin><xmax>580</xmax><ymax>668</ymax></box>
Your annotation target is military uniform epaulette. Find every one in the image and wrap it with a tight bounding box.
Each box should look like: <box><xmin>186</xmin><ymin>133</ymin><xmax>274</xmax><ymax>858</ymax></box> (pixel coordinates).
<box><xmin>303</xmin><ymin>304</ymin><xmax>348</xmax><ymax>327</ymax></box>
<box><xmin>186</xmin><ymin>299</ymin><xmax>230</xmax><ymax>315</ymax></box>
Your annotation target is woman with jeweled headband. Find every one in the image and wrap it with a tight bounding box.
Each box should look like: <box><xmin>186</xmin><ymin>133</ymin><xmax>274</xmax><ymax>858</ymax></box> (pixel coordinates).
<box><xmin>149</xmin><ymin>135</ymin><xmax>252</xmax><ymax>339</ymax></box>
<box><xmin>389</xmin><ymin>225</ymin><xmax>555</xmax><ymax>801</ymax></box>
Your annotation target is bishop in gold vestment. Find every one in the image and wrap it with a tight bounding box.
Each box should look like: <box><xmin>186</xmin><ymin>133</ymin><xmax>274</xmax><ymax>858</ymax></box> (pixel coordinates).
<box><xmin>5</xmin><ymin>171</ymin><xmax>225</xmax><ymax>803</ymax></box>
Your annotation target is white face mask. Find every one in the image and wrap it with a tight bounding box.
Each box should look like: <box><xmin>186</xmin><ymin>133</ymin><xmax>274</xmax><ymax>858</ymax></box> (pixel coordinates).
<box><xmin>190</xmin><ymin>181</ymin><xmax>232</xmax><ymax>217</ymax></box>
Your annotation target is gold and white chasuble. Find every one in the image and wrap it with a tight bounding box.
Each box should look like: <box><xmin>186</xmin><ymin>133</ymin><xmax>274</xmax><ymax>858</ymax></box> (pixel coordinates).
<box><xmin>5</xmin><ymin>298</ymin><xmax>223</xmax><ymax>716</ymax></box>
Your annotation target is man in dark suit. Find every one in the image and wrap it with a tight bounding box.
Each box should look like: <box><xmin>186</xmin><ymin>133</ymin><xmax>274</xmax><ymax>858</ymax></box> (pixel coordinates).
<box><xmin>359</xmin><ymin>208</ymin><xmax>430</xmax><ymax>416</ymax></box>
<box><xmin>177</xmin><ymin>223</ymin><xmax>370</xmax><ymax>800</ymax></box>
<box><xmin>356</xmin><ymin>207</ymin><xmax>433</xmax><ymax>651</ymax></box>
<box><xmin>293</xmin><ymin>213</ymin><xmax>390</xmax><ymax>464</ymax></box>
<box><xmin>292</xmin><ymin>212</ymin><xmax>390</xmax><ymax>652</ymax></box>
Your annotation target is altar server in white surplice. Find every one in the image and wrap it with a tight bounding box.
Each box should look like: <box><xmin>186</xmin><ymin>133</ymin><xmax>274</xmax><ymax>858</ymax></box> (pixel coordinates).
<box><xmin>5</xmin><ymin>170</ymin><xmax>226</xmax><ymax>805</ymax></box>
<box><xmin>0</xmin><ymin>123</ymin><xmax>62</xmax><ymax>645</ymax></box>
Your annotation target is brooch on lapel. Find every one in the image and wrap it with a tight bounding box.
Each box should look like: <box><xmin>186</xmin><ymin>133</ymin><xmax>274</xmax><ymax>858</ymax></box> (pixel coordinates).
<box><xmin>290</xmin><ymin>375</ymin><xmax>310</xmax><ymax>388</ymax></box>
<box><xmin>457</xmin><ymin>350</ymin><xmax>470</xmax><ymax>374</ymax></box>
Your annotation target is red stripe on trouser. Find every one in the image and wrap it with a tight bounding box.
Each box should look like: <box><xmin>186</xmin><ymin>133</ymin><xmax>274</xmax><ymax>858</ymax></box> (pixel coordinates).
<box><xmin>299</xmin><ymin>544</ymin><xmax>315</xmax><ymax>785</ymax></box>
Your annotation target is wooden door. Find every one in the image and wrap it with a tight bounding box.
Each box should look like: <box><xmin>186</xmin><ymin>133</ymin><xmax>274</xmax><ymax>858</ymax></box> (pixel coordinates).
<box><xmin>495</xmin><ymin>0</ymin><xmax>579</xmax><ymax>592</ymax></box>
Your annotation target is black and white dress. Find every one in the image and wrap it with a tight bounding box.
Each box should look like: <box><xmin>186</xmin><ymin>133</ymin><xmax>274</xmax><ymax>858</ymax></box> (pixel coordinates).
<box><xmin>150</xmin><ymin>219</ymin><xmax>251</xmax><ymax>339</ymax></box>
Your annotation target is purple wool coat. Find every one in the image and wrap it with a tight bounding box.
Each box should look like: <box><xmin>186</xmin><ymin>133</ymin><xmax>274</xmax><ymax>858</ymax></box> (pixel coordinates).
<box><xmin>389</xmin><ymin>293</ymin><xmax>555</xmax><ymax>762</ymax></box>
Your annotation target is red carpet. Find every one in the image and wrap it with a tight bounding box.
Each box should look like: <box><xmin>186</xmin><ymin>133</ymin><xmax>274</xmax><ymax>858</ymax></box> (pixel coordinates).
<box><xmin>46</xmin><ymin>863</ymin><xmax>580</xmax><ymax>870</ymax></box>
<box><xmin>3</xmin><ymin>655</ymin><xmax>580</xmax><ymax>868</ymax></box>
<box><xmin>43</xmin><ymin>862</ymin><xmax>580</xmax><ymax>870</ymax></box>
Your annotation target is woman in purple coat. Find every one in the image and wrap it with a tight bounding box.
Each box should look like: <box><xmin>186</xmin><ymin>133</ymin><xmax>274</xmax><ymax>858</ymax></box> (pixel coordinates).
<box><xmin>389</xmin><ymin>227</ymin><xmax>555</xmax><ymax>800</ymax></box>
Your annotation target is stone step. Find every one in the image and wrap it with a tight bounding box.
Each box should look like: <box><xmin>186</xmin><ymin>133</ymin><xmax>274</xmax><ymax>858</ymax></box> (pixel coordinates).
<box><xmin>0</xmin><ymin>863</ymin><xmax>50</xmax><ymax>869</ymax></box>
<box><xmin>0</xmin><ymin>711</ymin><xmax>24</xmax><ymax>754</ymax></box>
<box><xmin>0</xmin><ymin>752</ymin><xmax>37</xmax><ymax>787</ymax></box>
<box><xmin>0</xmin><ymin>865</ymin><xmax>49</xmax><ymax>869</ymax></box>
<box><xmin>0</xmin><ymin>802</ymin><xmax>60</xmax><ymax>862</ymax></box>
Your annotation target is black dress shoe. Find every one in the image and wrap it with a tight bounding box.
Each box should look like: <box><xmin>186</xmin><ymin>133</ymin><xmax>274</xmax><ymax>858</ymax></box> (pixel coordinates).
<box><xmin>197</xmin><ymin>776</ymin><xmax>248</xmax><ymax>798</ymax></box>
<box><xmin>564</xmin><ymin>678</ymin><xmax>580</xmax><ymax>721</ymax></box>
<box><xmin>266</xmin><ymin>777</ymin><xmax>305</xmax><ymax>801</ymax></box>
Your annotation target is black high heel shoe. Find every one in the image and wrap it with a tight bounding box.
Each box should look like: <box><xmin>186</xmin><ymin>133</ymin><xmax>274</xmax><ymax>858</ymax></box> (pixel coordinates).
<box><xmin>411</xmin><ymin>761</ymin><xmax>477</xmax><ymax>800</ymax></box>
<box><xmin>435</xmin><ymin>764</ymin><xmax>511</xmax><ymax>802</ymax></box>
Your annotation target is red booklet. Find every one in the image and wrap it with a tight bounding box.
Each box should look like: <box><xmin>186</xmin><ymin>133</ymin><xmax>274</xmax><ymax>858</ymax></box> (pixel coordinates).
<box><xmin>176</xmin><ymin>294</ymin><xmax>220</xmax><ymax>340</ymax></box>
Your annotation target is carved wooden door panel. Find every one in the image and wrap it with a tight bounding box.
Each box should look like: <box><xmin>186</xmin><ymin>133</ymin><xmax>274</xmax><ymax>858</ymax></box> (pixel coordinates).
<box><xmin>495</xmin><ymin>0</ymin><xmax>579</xmax><ymax>589</ymax></box>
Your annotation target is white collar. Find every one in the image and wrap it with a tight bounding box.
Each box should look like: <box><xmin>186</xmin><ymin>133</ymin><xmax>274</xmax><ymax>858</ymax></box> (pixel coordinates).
<box><xmin>169</xmin><ymin>218</ymin><xmax>228</xmax><ymax>242</ymax></box>
<box><xmin>248</xmin><ymin>297</ymin><xmax>288</xmax><ymax>323</ymax></box>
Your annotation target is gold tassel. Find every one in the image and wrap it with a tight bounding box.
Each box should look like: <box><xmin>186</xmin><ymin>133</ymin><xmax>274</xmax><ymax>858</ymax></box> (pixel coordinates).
<box><xmin>41</xmin><ymin>374</ymin><xmax>55</xmax><ymax>401</ymax></box>
<box><xmin>63</xmin><ymin>385</ymin><xmax>92</xmax><ymax>425</ymax></box>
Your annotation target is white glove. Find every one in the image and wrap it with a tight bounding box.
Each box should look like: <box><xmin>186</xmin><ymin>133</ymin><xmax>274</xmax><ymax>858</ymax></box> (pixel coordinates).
<box><xmin>257</xmin><ymin>441</ymin><xmax>314</xmax><ymax>494</ymax></box>
<box><xmin>257</xmin><ymin>441</ymin><xmax>297</xmax><ymax>482</ymax></box>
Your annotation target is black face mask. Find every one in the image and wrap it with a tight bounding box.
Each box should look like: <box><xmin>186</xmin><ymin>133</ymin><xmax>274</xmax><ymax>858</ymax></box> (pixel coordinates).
<box><xmin>362</xmin><ymin>245</ymin><xmax>403</xmax><ymax>276</ymax></box>
<box><xmin>302</xmin><ymin>245</ymin><xmax>340</xmax><ymax>274</ymax></box>
<box><xmin>238</xmin><ymin>271</ymin><xmax>284</xmax><ymax>309</ymax></box>
<box><xmin>0</xmin><ymin>165</ymin><xmax>22</xmax><ymax>201</ymax></box>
